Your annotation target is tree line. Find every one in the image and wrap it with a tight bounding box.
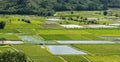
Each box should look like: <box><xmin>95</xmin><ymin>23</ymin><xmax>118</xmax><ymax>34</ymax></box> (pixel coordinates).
<box><xmin>0</xmin><ymin>0</ymin><xmax>120</xmax><ymax>16</ymax></box>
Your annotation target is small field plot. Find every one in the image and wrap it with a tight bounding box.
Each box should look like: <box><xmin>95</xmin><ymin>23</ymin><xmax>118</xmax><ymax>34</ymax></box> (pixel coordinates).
<box><xmin>21</xmin><ymin>24</ymin><xmax>42</xmax><ymax>29</ymax></box>
<box><xmin>39</xmin><ymin>29</ymin><xmax>103</xmax><ymax>40</ymax></box>
<box><xmin>66</xmin><ymin>35</ymin><xmax>87</xmax><ymax>40</ymax></box>
<box><xmin>5</xmin><ymin>24</ymin><xmax>23</xmax><ymax>29</ymax></box>
<box><xmin>0</xmin><ymin>34</ymin><xmax>21</xmax><ymax>40</ymax></box>
<box><xmin>57</xmin><ymin>40</ymin><xmax>115</xmax><ymax>44</ymax></box>
<box><xmin>61</xmin><ymin>24</ymin><xmax>84</xmax><ymax>28</ymax></box>
<box><xmin>66</xmin><ymin>30</ymin><xmax>90</xmax><ymax>34</ymax></box>
<box><xmin>55</xmin><ymin>11</ymin><xmax>103</xmax><ymax>18</ymax></box>
<box><xmin>46</xmin><ymin>18</ymin><xmax>60</xmax><ymax>21</ymax></box>
<box><xmin>19</xmin><ymin>36</ymin><xmax>43</xmax><ymax>44</ymax></box>
<box><xmin>40</xmin><ymin>24</ymin><xmax>63</xmax><ymax>29</ymax></box>
<box><xmin>40</xmin><ymin>35</ymin><xmax>71</xmax><ymax>40</ymax></box>
<box><xmin>109</xmin><ymin>22</ymin><xmax>120</xmax><ymax>26</ymax></box>
<box><xmin>32</xmin><ymin>56</ymin><xmax>63</xmax><ymax>62</ymax></box>
<box><xmin>40</xmin><ymin>34</ymin><xmax>102</xmax><ymax>40</ymax></box>
<box><xmin>72</xmin><ymin>44</ymin><xmax>120</xmax><ymax>55</ymax></box>
<box><xmin>14</xmin><ymin>44</ymin><xmax>63</xmax><ymax>62</ymax></box>
<box><xmin>67</xmin><ymin>34</ymin><xmax>103</xmax><ymax>40</ymax></box>
<box><xmin>118</xmin><ymin>38</ymin><xmax>120</xmax><ymax>40</ymax></box>
<box><xmin>87</xmin><ymin>55</ymin><xmax>120</xmax><ymax>62</ymax></box>
<box><xmin>0</xmin><ymin>29</ymin><xmax>19</xmax><ymax>33</ymax></box>
<box><xmin>47</xmin><ymin>45</ymin><xmax>87</xmax><ymax>55</ymax></box>
<box><xmin>85</xmin><ymin>25</ymin><xmax>115</xmax><ymax>28</ymax></box>
<box><xmin>31</xmin><ymin>17</ymin><xmax>46</xmax><ymax>24</ymax></box>
<box><xmin>0</xmin><ymin>45</ymin><xmax>13</xmax><ymax>52</ymax></box>
<box><xmin>61</xmin><ymin>55</ymin><xmax>89</xmax><ymax>62</ymax></box>
<box><xmin>100</xmin><ymin>36</ymin><xmax>120</xmax><ymax>40</ymax></box>
<box><xmin>39</xmin><ymin>29</ymin><xmax>66</xmax><ymax>35</ymax></box>
<box><xmin>45</xmin><ymin>21</ymin><xmax>59</xmax><ymax>24</ymax></box>
<box><xmin>18</xmin><ymin>29</ymin><xmax>37</xmax><ymax>34</ymax></box>
<box><xmin>0</xmin><ymin>41</ymin><xmax>23</xmax><ymax>44</ymax></box>
<box><xmin>86</xmin><ymin>29</ymin><xmax>120</xmax><ymax>36</ymax></box>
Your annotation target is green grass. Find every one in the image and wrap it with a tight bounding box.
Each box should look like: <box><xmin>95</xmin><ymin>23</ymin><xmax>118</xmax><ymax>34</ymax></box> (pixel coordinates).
<box><xmin>39</xmin><ymin>29</ymin><xmax>105</xmax><ymax>40</ymax></box>
<box><xmin>5</xmin><ymin>24</ymin><xmax>23</xmax><ymax>29</ymax></box>
<box><xmin>86</xmin><ymin>29</ymin><xmax>120</xmax><ymax>36</ymax></box>
<box><xmin>55</xmin><ymin>11</ymin><xmax>104</xmax><ymax>18</ymax></box>
<box><xmin>18</xmin><ymin>29</ymin><xmax>37</xmax><ymax>34</ymax></box>
<box><xmin>40</xmin><ymin>24</ymin><xmax>63</xmax><ymax>29</ymax></box>
<box><xmin>6</xmin><ymin>24</ymin><xmax>42</xmax><ymax>29</ymax></box>
<box><xmin>14</xmin><ymin>44</ymin><xmax>51</xmax><ymax>56</ymax></box>
<box><xmin>21</xmin><ymin>24</ymin><xmax>42</xmax><ymax>29</ymax></box>
<box><xmin>39</xmin><ymin>29</ymin><xmax>66</xmax><ymax>35</ymax></box>
<box><xmin>31</xmin><ymin>17</ymin><xmax>46</xmax><ymax>24</ymax></box>
<box><xmin>0</xmin><ymin>29</ymin><xmax>19</xmax><ymax>33</ymax></box>
<box><xmin>40</xmin><ymin>34</ymin><xmax>102</xmax><ymax>40</ymax></box>
<box><xmin>0</xmin><ymin>33</ymin><xmax>21</xmax><ymax>40</ymax></box>
<box><xmin>72</xmin><ymin>44</ymin><xmax>120</xmax><ymax>55</ymax></box>
<box><xmin>80</xmin><ymin>34</ymin><xmax>103</xmax><ymax>40</ymax></box>
<box><xmin>66</xmin><ymin>30</ymin><xmax>90</xmax><ymax>34</ymax></box>
<box><xmin>87</xmin><ymin>55</ymin><xmax>120</xmax><ymax>62</ymax></box>
<box><xmin>40</xmin><ymin>34</ymin><xmax>71</xmax><ymax>40</ymax></box>
<box><xmin>32</xmin><ymin>56</ymin><xmax>63</xmax><ymax>62</ymax></box>
<box><xmin>61</xmin><ymin>55</ymin><xmax>89</xmax><ymax>62</ymax></box>
<box><xmin>68</xmin><ymin>34</ymin><xmax>102</xmax><ymax>40</ymax></box>
<box><xmin>14</xmin><ymin>44</ymin><xmax>63</xmax><ymax>62</ymax></box>
<box><xmin>39</xmin><ymin>29</ymin><xmax>91</xmax><ymax>35</ymax></box>
<box><xmin>0</xmin><ymin>45</ymin><xmax>13</xmax><ymax>52</ymax></box>
<box><xmin>67</xmin><ymin>35</ymin><xmax>87</xmax><ymax>40</ymax></box>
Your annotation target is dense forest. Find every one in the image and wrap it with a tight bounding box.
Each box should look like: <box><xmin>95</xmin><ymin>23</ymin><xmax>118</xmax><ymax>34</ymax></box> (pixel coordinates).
<box><xmin>0</xmin><ymin>0</ymin><xmax>120</xmax><ymax>16</ymax></box>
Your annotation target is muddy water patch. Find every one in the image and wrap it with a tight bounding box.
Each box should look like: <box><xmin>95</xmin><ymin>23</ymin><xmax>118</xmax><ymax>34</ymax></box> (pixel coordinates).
<box><xmin>57</xmin><ymin>40</ymin><xmax>115</xmax><ymax>44</ymax></box>
<box><xmin>47</xmin><ymin>45</ymin><xmax>87</xmax><ymax>55</ymax></box>
<box><xmin>0</xmin><ymin>41</ymin><xmax>23</xmax><ymax>44</ymax></box>
<box><xmin>19</xmin><ymin>36</ymin><xmax>44</xmax><ymax>44</ymax></box>
<box><xmin>101</xmin><ymin>36</ymin><xmax>120</xmax><ymax>41</ymax></box>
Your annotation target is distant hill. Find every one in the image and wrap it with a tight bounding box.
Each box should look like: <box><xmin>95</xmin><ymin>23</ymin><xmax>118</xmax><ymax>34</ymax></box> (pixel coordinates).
<box><xmin>0</xmin><ymin>0</ymin><xmax>120</xmax><ymax>16</ymax></box>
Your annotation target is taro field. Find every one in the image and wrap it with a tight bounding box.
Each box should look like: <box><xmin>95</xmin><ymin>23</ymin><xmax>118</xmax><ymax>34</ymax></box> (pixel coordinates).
<box><xmin>0</xmin><ymin>13</ymin><xmax>120</xmax><ymax>62</ymax></box>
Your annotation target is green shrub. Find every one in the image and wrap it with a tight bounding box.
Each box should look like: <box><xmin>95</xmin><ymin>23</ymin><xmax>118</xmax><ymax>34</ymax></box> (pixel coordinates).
<box><xmin>0</xmin><ymin>51</ymin><xmax>29</xmax><ymax>62</ymax></box>
<box><xmin>0</xmin><ymin>21</ymin><xmax>6</xmax><ymax>29</ymax></box>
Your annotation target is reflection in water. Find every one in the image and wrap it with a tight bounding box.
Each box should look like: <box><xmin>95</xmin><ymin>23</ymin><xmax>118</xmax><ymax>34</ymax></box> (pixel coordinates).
<box><xmin>47</xmin><ymin>45</ymin><xmax>87</xmax><ymax>55</ymax></box>
<box><xmin>19</xmin><ymin>36</ymin><xmax>43</xmax><ymax>44</ymax></box>
<box><xmin>101</xmin><ymin>36</ymin><xmax>120</xmax><ymax>41</ymax></box>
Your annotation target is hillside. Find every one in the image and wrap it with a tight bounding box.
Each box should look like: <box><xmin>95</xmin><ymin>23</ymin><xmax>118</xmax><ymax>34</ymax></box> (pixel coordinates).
<box><xmin>0</xmin><ymin>0</ymin><xmax>120</xmax><ymax>16</ymax></box>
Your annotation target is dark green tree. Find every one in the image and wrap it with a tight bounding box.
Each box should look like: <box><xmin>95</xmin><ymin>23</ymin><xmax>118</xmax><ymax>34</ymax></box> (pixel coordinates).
<box><xmin>103</xmin><ymin>11</ymin><xmax>108</xmax><ymax>16</ymax></box>
<box><xmin>0</xmin><ymin>51</ymin><xmax>29</xmax><ymax>62</ymax></box>
<box><xmin>0</xmin><ymin>21</ymin><xmax>6</xmax><ymax>29</ymax></box>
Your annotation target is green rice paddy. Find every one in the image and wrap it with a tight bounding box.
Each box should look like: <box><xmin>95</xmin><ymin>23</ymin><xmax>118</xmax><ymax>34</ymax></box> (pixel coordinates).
<box><xmin>0</xmin><ymin>10</ymin><xmax>120</xmax><ymax>62</ymax></box>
